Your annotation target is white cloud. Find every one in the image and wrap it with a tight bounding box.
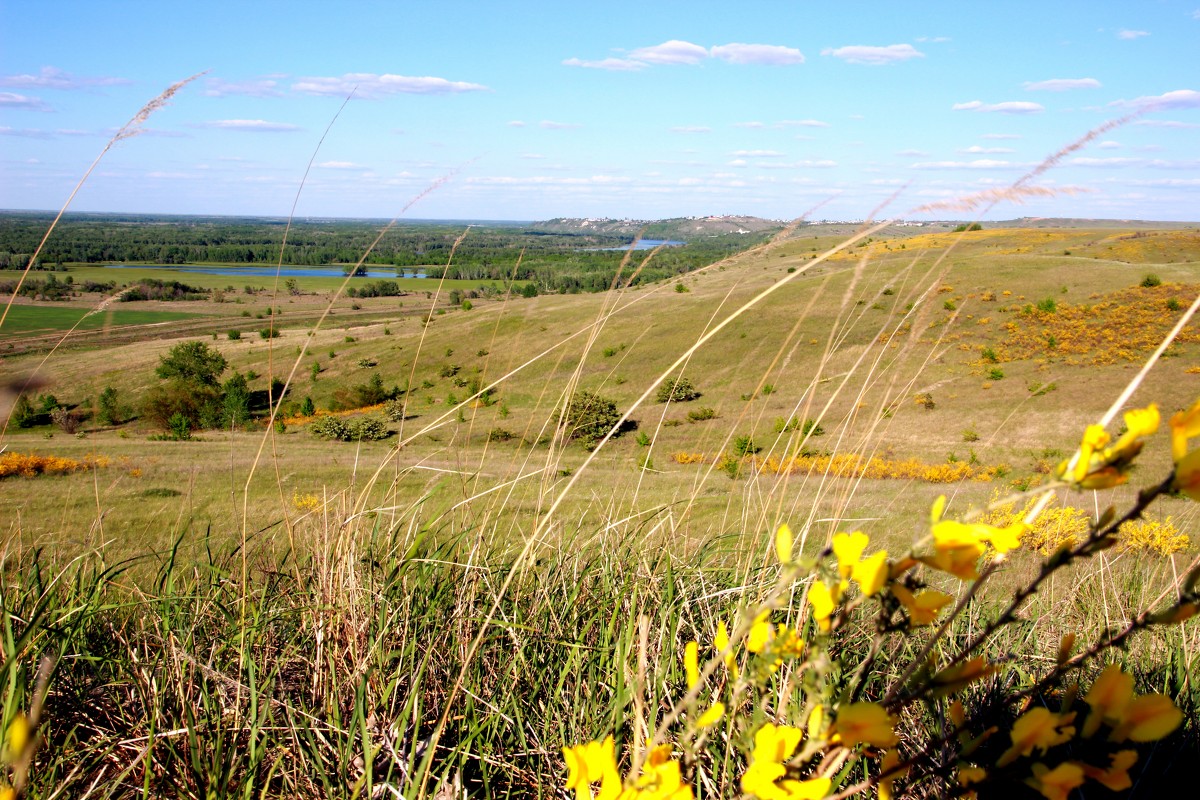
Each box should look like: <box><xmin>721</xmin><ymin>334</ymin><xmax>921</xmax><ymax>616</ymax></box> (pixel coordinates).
<box><xmin>670</xmin><ymin>126</ymin><xmax>711</xmax><ymax>133</ymax></box>
<box><xmin>539</xmin><ymin>120</ymin><xmax>582</xmax><ymax>129</ymax></box>
<box><xmin>1112</xmin><ymin>89</ymin><xmax>1200</xmax><ymax>110</ymax></box>
<box><xmin>710</xmin><ymin>43</ymin><xmax>805</xmax><ymax>66</ymax></box>
<box><xmin>507</xmin><ymin>120</ymin><xmax>526</xmax><ymax>127</ymax></box>
<box><xmin>732</xmin><ymin>149</ymin><xmax>785</xmax><ymax>157</ymax></box>
<box><xmin>562</xmin><ymin>57</ymin><xmax>646</xmax><ymax>71</ymax></box>
<box><xmin>915</xmin><ymin>36</ymin><xmax>951</xmax><ymax>43</ymax></box>
<box><xmin>1117</xmin><ymin>29</ymin><xmax>1149</xmax><ymax>39</ymax></box>
<box><xmin>1097</xmin><ymin>140</ymin><xmax>1122</xmax><ymax>149</ymax></box>
<box><xmin>317</xmin><ymin>161</ymin><xmax>364</xmax><ymax>169</ymax></box>
<box><xmin>911</xmin><ymin>159</ymin><xmax>1028</xmax><ymax>169</ymax></box>
<box><xmin>821</xmin><ymin>44</ymin><xmax>925</xmax><ymax>65</ymax></box>
<box><xmin>193</xmin><ymin>119</ymin><xmax>302</xmax><ymax>132</ymax></box>
<box><xmin>628</xmin><ymin>40</ymin><xmax>710</xmax><ymax>66</ymax></box>
<box><xmin>520</xmin><ymin>153</ymin><xmax>546</xmax><ymax>159</ymax></box>
<box><xmin>960</xmin><ymin>145</ymin><xmax>1016</xmax><ymax>154</ymax></box>
<box><xmin>952</xmin><ymin>100</ymin><xmax>1044</xmax><ymax>114</ymax></box>
<box><xmin>734</xmin><ymin>121</ymin><xmax>765</xmax><ymax>129</ymax></box>
<box><xmin>1069</xmin><ymin>157</ymin><xmax>1144</xmax><ymax>167</ymax></box>
<box><xmin>728</xmin><ymin>159</ymin><xmax>748</xmax><ymax>167</ymax></box>
<box><xmin>982</xmin><ymin>133</ymin><xmax>1022</xmax><ymax>140</ymax></box>
<box><xmin>1132</xmin><ymin>119</ymin><xmax>1200</xmax><ymax>128</ymax></box>
<box><xmin>1023</xmin><ymin>78</ymin><xmax>1101</xmax><ymax>91</ymax></box>
<box><xmin>203</xmin><ymin>78</ymin><xmax>283</xmax><ymax>98</ymax></box>
<box><xmin>0</xmin><ymin>92</ymin><xmax>51</xmax><ymax>111</ymax></box>
<box><xmin>897</xmin><ymin>149</ymin><xmax>928</xmax><ymax>157</ymax></box>
<box><xmin>0</xmin><ymin>66</ymin><xmax>130</xmax><ymax>90</ymax></box>
<box><xmin>292</xmin><ymin>73</ymin><xmax>488</xmax><ymax>97</ymax></box>
<box><xmin>777</xmin><ymin>119</ymin><xmax>830</xmax><ymax>128</ymax></box>
<box><xmin>758</xmin><ymin>159</ymin><xmax>838</xmax><ymax>169</ymax></box>
<box><xmin>0</xmin><ymin>126</ymin><xmax>53</xmax><ymax>138</ymax></box>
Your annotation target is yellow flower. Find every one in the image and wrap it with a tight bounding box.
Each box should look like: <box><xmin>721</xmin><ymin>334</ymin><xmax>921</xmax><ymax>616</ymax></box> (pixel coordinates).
<box><xmin>1105</xmin><ymin>404</ymin><xmax>1159</xmax><ymax>462</ymax></box>
<box><xmin>878</xmin><ymin>750</ymin><xmax>907</xmax><ymax>800</ymax></box>
<box><xmin>775</xmin><ymin>524</ymin><xmax>793</xmax><ymax>564</ymax></box>
<box><xmin>1058</xmin><ymin>406</ymin><xmax>1158</xmax><ymax>489</ymax></box>
<box><xmin>715</xmin><ymin>621</ymin><xmax>738</xmax><ymax>680</ymax></box>
<box><xmin>3</xmin><ymin>713</ymin><xmax>29</xmax><ymax>764</ymax></box>
<box><xmin>751</xmin><ymin>722</ymin><xmax>804</xmax><ymax>764</ymax></box>
<box><xmin>684</xmin><ymin>641</ymin><xmax>700</xmax><ymax>691</ymax></box>
<box><xmin>997</xmin><ymin>708</ymin><xmax>1076</xmax><ymax>767</ymax></box>
<box><xmin>1170</xmin><ymin>398</ymin><xmax>1200</xmax><ymax>462</ymax></box>
<box><xmin>1081</xmin><ymin>664</ymin><xmax>1133</xmax><ymax>738</ymax></box>
<box><xmin>831</xmin><ymin>702</ymin><xmax>899</xmax><ymax>748</ymax></box>
<box><xmin>632</xmin><ymin>745</ymin><xmax>693</xmax><ymax>800</ymax></box>
<box><xmin>1116</xmin><ymin>693</ymin><xmax>1183</xmax><ymax>743</ymax></box>
<box><xmin>1027</xmin><ymin>762</ymin><xmax>1085</xmax><ymax>800</ymax></box>
<box><xmin>892</xmin><ymin>585</ymin><xmax>953</xmax><ymax>626</ymax></box>
<box><xmin>805</xmin><ymin>705</ymin><xmax>825</xmax><ymax>743</ymax></box>
<box><xmin>923</xmin><ymin>520</ymin><xmax>985</xmax><ymax>580</ymax></box>
<box><xmin>832</xmin><ymin>531</ymin><xmax>869</xmax><ymax>578</ymax></box>
<box><xmin>696</xmin><ymin>702</ymin><xmax>725</xmax><ymax>729</ymax></box>
<box><xmin>563</xmin><ymin>736</ymin><xmax>621</xmax><ymax>800</ymax></box>
<box><xmin>1082</xmin><ymin>750</ymin><xmax>1137</xmax><ymax>792</ymax></box>
<box><xmin>0</xmin><ymin>786</ymin><xmax>13</xmax><ymax>800</ymax></box>
<box><xmin>747</xmin><ymin>611</ymin><xmax>772</xmax><ymax>653</ymax></box>
<box><xmin>807</xmin><ymin>581</ymin><xmax>837</xmax><ymax>632</ymax></box>
<box><xmin>1172</xmin><ymin>447</ymin><xmax>1200</xmax><ymax>500</ymax></box>
<box><xmin>958</xmin><ymin>766</ymin><xmax>986</xmax><ymax>786</ymax></box>
<box><xmin>1073</xmin><ymin>424</ymin><xmax>1111</xmax><ymax>482</ymax></box>
<box><xmin>852</xmin><ymin>550</ymin><xmax>889</xmax><ymax>596</ymax></box>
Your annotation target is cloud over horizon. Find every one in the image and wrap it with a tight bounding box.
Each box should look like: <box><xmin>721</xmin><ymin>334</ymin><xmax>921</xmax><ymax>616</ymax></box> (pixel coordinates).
<box><xmin>0</xmin><ymin>92</ymin><xmax>51</xmax><ymax>111</ymax></box>
<box><xmin>0</xmin><ymin>66</ymin><xmax>131</xmax><ymax>91</ymax></box>
<box><xmin>952</xmin><ymin>100</ymin><xmax>1044</xmax><ymax>114</ymax></box>
<box><xmin>565</xmin><ymin>39</ymin><xmax>804</xmax><ymax>70</ymax></box>
<box><xmin>192</xmin><ymin>119</ymin><xmax>303</xmax><ymax>132</ymax></box>
<box><xmin>821</xmin><ymin>44</ymin><xmax>925</xmax><ymax>65</ymax></box>
<box><xmin>292</xmin><ymin>73</ymin><xmax>489</xmax><ymax>97</ymax></box>
<box><xmin>1023</xmin><ymin>78</ymin><xmax>1101</xmax><ymax>91</ymax></box>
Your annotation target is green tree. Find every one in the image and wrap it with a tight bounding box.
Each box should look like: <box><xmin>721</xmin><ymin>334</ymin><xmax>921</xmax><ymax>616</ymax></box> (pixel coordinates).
<box><xmin>222</xmin><ymin>372</ymin><xmax>251</xmax><ymax>428</ymax></box>
<box><xmin>155</xmin><ymin>341</ymin><xmax>228</xmax><ymax>387</ymax></box>
<box><xmin>11</xmin><ymin>394</ymin><xmax>37</xmax><ymax>428</ymax></box>
<box><xmin>97</xmin><ymin>386</ymin><xmax>121</xmax><ymax>425</ymax></box>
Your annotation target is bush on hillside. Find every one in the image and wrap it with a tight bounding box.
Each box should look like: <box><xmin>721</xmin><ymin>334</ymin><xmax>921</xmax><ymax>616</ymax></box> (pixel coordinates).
<box><xmin>656</xmin><ymin>376</ymin><xmax>700</xmax><ymax>403</ymax></box>
<box><xmin>560</xmin><ymin>390</ymin><xmax>623</xmax><ymax>448</ymax></box>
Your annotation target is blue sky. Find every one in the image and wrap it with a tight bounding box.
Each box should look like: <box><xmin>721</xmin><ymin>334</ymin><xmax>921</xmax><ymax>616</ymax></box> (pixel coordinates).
<box><xmin>1</xmin><ymin>1</ymin><xmax>1198</xmax><ymax>221</ymax></box>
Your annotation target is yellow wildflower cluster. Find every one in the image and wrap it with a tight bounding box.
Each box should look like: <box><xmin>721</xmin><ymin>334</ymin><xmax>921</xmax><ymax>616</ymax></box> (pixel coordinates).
<box><xmin>563</xmin><ymin>738</ymin><xmax>691</xmax><ymax>800</ymax></box>
<box><xmin>291</xmin><ymin>491</ymin><xmax>323</xmax><ymax>512</ymax></box>
<box><xmin>0</xmin><ymin>451</ymin><xmax>108</xmax><ymax>479</ymax></box>
<box><xmin>959</xmin><ymin>664</ymin><xmax>1184</xmax><ymax>800</ymax></box>
<box><xmin>979</xmin><ymin>495</ymin><xmax>1189</xmax><ymax>556</ymax></box>
<box><xmin>757</xmin><ymin>453</ymin><xmax>1007</xmax><ymax>483</ymax></box>
<box><xmin>995</xmin><ymin>284</ymin><xmax>1200</xmax><ymax>366</ymax></box>
<box><xmin>565</xmin><ymin>394</ymin><xmax>1200</xmax><ymax>800</ymax></box>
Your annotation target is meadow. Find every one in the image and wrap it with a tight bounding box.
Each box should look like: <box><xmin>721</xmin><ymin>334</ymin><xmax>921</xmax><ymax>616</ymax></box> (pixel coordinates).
<box><xmin>2</xmin><ymin>209</ymin><xmax>1199</xmax><ymax>799</ymax></box>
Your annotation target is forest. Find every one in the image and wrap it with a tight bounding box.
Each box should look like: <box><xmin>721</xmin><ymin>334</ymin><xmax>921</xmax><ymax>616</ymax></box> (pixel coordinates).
<box><xmin>0</xmin><ymin>212</ymin><xmax>776</xmax><ymax>294</ymax></box>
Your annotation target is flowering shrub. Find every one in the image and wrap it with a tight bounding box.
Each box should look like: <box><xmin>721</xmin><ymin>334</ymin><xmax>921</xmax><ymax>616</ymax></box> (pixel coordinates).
<box><xmin>0</xmin><ymin>452</ymin><xmax>108</xmax><ymax>479</ymax></box>
<box><xmin>567</xmin><ymin>400</ymin><xmax>1196</xmax><ymax>800</ymax></box>
<box><xmin>672</xmin><ymin>451</ymin><xmax>1010</xmax><ymax>484</ymax></box>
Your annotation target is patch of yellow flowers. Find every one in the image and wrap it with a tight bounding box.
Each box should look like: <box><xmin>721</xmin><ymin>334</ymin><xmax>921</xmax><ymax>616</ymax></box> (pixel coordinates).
<box><xmin>565</xmin><ymin>400</ymin><xmax>1196</xmax><ymax>799</ymax></box>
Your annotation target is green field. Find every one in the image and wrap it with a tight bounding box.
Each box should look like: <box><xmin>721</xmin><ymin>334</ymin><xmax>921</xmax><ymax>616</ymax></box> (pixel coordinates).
<box><xmin>0</xmin><ymin>303</ymin><xmax>200</xmax><ymax>335</ymax></box>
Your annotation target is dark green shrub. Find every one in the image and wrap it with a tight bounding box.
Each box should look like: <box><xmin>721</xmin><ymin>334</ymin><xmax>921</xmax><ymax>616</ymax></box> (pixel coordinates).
<box><xmin>656</xmin><ymin>376</ymin><xmax>699</xmax><ymax>403</ymax></box>
<box><xmin>1141</xmin><ymin>274</ymin><xmax>1162</xmax><ymax>288</ymax></box>
<box><xmin>732</xmin><ymin>435</ymin><xmax>760</xmax><ymax>457</ymax></box>
<box><xmin>309</xmin><ymin>416</ymin><xmax>350</xmax><ymax>441</ymax></box>
<box><xmin>259</xmin><ymin>328</ymin><xmax>279</xmax><ymax>339</ymax></box>
<box><xmin>687</xmin><ymin>407</ymin><xmax>717</xmax><ymax>423</ymax></box>
<box><xmin>97</xmin><ymin>386</ymin><xmax>121</xmax><ymax>426</ymax></box>
<box><xmin>227</xmin><ymin>330</ymin><xmax>242</xmax><ymax>340</ymax></box>
<box><xmin>348</xmin><ymin>416</ymin><xmax>389</xmax><ymax>441</ymax></box>
<box><xmin>560</xmin><ymin>390</ymin><xmax>622</xmax><ymax>448</ymax></box>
